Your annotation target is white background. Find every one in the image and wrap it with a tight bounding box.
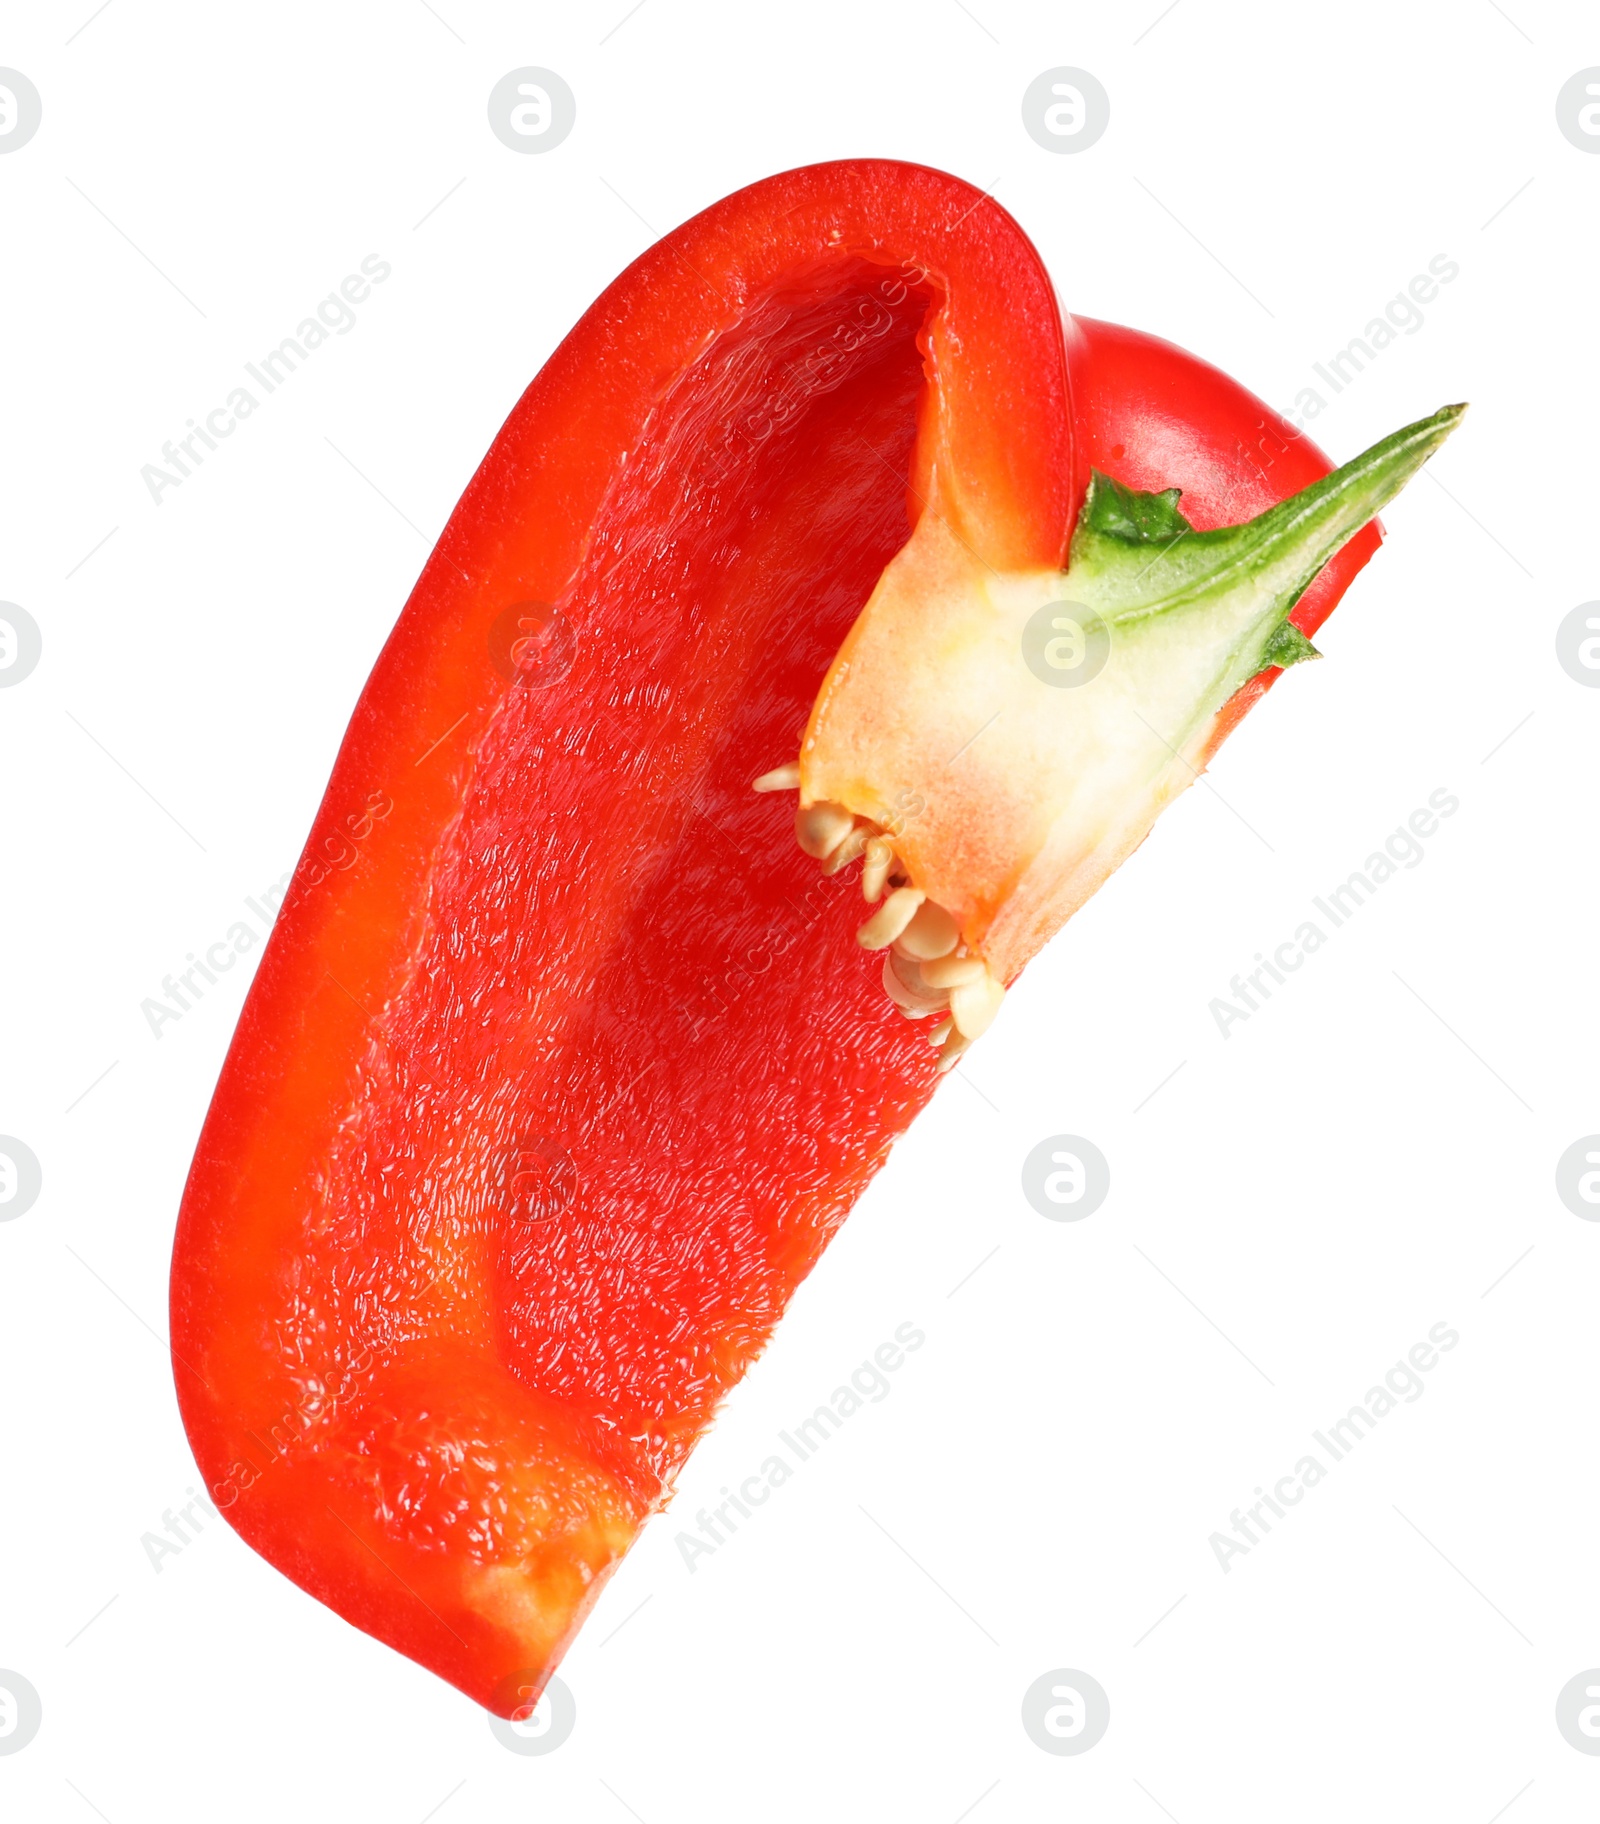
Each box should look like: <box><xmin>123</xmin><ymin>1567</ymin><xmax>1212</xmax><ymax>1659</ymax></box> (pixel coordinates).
<box><xmin>2</xmin><ymin>1</ymin><xmax>1596</xmax><ymax>1818</ymax></box>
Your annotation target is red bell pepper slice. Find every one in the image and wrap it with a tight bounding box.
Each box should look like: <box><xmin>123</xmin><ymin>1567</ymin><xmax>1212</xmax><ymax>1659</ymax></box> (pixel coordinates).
<box><xmin>169</xmin><ymin>159</ymin><xmax>1454</xmax><ymax>1712</ymax></box>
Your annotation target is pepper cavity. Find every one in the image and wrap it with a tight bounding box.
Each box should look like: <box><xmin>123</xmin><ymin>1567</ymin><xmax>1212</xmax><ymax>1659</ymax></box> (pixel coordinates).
<box><xmin>753</xmin><ymin>765</ymin><xmax>1005</xmax><ymax>1072</ymax></box>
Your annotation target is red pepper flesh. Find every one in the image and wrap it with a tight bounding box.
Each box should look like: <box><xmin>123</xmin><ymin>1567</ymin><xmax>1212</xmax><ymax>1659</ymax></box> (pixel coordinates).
<box><xmin>171</xmin><ymin>160</ymin><xmax>1387</xmax><ymax>1713</ymax></box>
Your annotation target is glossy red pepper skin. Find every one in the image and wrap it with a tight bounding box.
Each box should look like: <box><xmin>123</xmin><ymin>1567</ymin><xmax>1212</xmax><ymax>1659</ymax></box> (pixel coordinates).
<box><xmin>169</xmin><ymin>161</ymin><xmax>1375</xmax><ymax>1713</ymax></box>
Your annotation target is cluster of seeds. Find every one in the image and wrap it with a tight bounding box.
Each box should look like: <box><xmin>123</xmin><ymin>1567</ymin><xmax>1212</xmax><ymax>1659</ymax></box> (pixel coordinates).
<box><xmin>753</xmin><ymin>763</ymin><xmax>1005</xmax><ymax>1072</ymax></box>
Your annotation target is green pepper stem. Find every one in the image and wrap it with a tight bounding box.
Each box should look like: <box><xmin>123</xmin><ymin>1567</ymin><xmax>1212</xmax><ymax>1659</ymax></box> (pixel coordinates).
<box><xmin>1153</xmin><ymin>403</ymin><xmax>1467</xmax><ymax>620</ymax></box>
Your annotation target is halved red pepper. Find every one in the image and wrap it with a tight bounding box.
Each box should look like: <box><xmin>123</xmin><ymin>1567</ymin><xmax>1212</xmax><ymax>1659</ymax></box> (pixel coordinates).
<box><xmin>169</xmin><ymin>159</ymin><xmax>1456</xmax><ymax>1712</ymax></box>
